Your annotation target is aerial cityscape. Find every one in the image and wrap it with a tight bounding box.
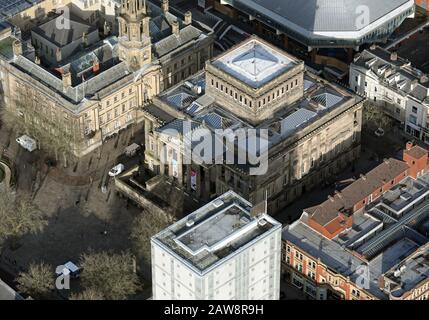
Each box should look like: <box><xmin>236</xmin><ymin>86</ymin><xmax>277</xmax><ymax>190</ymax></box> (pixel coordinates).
<box><xmin>0</xmin><ymin>0</ymin><xmax>429</xmax><ymax>306</ymax></box>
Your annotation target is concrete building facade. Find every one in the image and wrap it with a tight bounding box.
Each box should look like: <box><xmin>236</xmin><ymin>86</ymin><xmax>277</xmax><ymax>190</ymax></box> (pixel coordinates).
<box><xmin>151</xmin><ymin>190</ymin><xmax>282</xmax><ymax>300</ymax></box>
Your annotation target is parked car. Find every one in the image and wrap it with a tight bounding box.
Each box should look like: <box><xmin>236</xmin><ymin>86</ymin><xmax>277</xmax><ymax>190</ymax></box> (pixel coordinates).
<box><xmin>16</xmin><ymin>135</ymin><xmax>37</xmax><ymax>152</ymax></box>
<box><xmin>124</xmin><ymin>143</ymin><xmax>141</xmax><ymax>157</ymax></box>
<box><xmin>374</xmin><ymin>128</ymin><xmax>385</xmax><ymax>137</ymax></box>
<box><xmin>109</xmin><ymin>163</ymin><xmax>125</xmax><ymax>177</ymax></box>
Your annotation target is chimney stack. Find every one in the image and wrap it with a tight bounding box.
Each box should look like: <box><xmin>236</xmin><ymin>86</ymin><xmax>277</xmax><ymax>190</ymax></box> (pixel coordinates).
<box><xmin>406</xmin><ymin>141</ymin><xmax>413</xmax><ymax>151</ymax></box>
<box><xmin>172</xmin><ymin>20</ymin><xmax>180</xmax><ymax>36</ymax></box>
<box><xmin>103</xmin><ymin>21</ymin><xmax>110</xmax><ymax>36</ymax></box>
<box><xmin>420</xmin><ymin>74</ymin><xmax>429</xmax><ymax>84</ymax></box>
<box><xmin>390</xmin><ymin>52</ymin><xmax>398</xmax><ymax>62</ymax></box>
<box><xmin>34</xmin><ymin>55</ymin><xmax>40</xmax><ymax>65</ymax></box>
<box><xmin>82</xmin><ymin>31</ymin><xmax>88</xmax><ymax>47</ymax></box>
<box><xmin>184</xmin><ymin>11</ymin><xmax>192</xmax><ymax>25</ymax></box>
<box><xmin>56</xmin><ymin>48</ymin><xmax>62</xmax><ymax>62</ymax></box>
<box><xmin>92</xmin><ymin>59</ymin><xmax>100</xmax><ymax>73</ymax></box>
<box><xmin>162</xmin><ymin>0</ymin><xmax>169</xmax><ymax>13</ymax></box>
<box><xmin>62</xmin><ymin>71</ymin><xmax>72</xmax><ymax>89</ymax></box>
<box><xmin>12</xmin><ymin>40</ymin><xmax>22</xmax><ymax>57</ymax></box>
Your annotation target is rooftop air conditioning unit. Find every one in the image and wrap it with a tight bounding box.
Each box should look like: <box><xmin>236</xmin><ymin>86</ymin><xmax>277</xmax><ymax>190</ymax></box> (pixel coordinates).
<box><xmin>186</xmin><ymin>219</ymin><xmax>195</xmax><ymax>228</ymax></box>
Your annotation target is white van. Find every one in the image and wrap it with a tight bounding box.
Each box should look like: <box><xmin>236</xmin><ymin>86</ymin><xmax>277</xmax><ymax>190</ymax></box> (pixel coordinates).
<box><xmin>16</xmin><ymin>135</ymin><xmax>37</xmax><ymax>152</ymax></box>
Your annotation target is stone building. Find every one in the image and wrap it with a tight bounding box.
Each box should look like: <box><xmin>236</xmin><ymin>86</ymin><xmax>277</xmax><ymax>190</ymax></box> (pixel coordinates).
<box><xmin>142</xmin><ymin>36</ymin><xmax>364</xmax><ymax>215</ymax></box>
<box><xmin>350</xmin><ymin>46</ymin><xmax>429</xmax><ymax>144</ymax></box>
<box><xmin>0</xmin><ymin>0</ymin><xmax>214</xmax><ymax>156</ymax></box>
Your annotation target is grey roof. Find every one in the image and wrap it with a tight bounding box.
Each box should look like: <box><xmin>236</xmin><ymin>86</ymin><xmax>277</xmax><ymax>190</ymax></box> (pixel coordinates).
<box><xmin>0</xmin><ymin>279</ymin><xmax>23</xmax><ymax>300</ymax></box>
<box><xmin>212</xmin><ymin>38</ymin><xmax>298</xmax><ymax>88</ymax></box>
<box><xmin>0</xmin><ymin>0</ymin><xmax>42</xmax><ymax>19</ymax></box>
<box><xmin>13</xmin><ymin>55</ymin><xmax>131</xmax><ymax>107</ymax></box>
<box><xmin>280</xmin><ymin>108</ymin><xmax>317</xmax><ymax>138</ymax></box>
<box><xmin>143</xmin><ymin>104</ymin><xmax>176</xmax><ymax>124</ymax></box>
<box><xmin>352</xmin><ymin>47</ymin><xmax>429</xmax><ymax>101</ymax></box>
<box><xmin>166</xmin><ymin>92</ymin><xmax>195</xmax><ymax>109</ymax></box>
<box><xmin>32</xmin><ymin>14</ymin><xmax>97</xmax><ymax>47</ymax></box>
<box><xmin>231</xmin><ymin>0</ymin><xmax>412</xmax><ymax>32</ymax></box>
<box><xmin>157</xmin><ymin>119</ymin><xmax>202</xmax><ymax>137</ymax></box>
<box><xmin>311</xmin><ymin>91</ymin><xmax>343</xmax><ymax>109</ymax></box>
<box><xmin>198</xmin><ymin>111</ymin><xmax>237</xmax><ymax>130</ymax></box>
<box><xmin>153</xmin><ymin>25</ymin><xmax>204</xmax><ymax>57</ymax></box>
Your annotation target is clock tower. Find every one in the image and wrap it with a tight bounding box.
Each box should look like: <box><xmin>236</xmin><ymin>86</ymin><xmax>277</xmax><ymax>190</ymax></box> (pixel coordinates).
<box><xmin>118</xmin><ymin>0</ymin><xmax>152</xmax><ymax>69</ymax></box>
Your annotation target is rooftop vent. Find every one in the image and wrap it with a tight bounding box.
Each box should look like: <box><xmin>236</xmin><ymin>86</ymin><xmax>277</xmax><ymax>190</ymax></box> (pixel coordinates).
<box><xmin>186</xmin><ymin>219</ymin><xmax>195</xmax><ymax>228</ymax></box>
<box><xmin>258</xmin><ymin>218</ymin><xmax>267</xmax><ymax>227</ymax></box>
<box><xmin>213</xmin><ymin>199</ymin><xmax>224</xmax><ymax>208</ymax></box>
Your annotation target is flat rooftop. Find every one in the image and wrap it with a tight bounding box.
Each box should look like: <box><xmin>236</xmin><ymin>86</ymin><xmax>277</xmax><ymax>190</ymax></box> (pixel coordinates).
<box><xmin>152</xmin><ymin>191</ymin><xmax>281</xmax><ymax>273</ymax></box>
<box><xmin>283</xmin><ymin>219</ymin><xmax>420</xmax><ymax>299</ymax></box>
<box><xmin>284</xmin><ymin>169</ymin><xmax>429</xmax><ymax>299</ymax></box>
<box><xmin>234</xmin><ymin>0</ymin><xmax>413</xmax><ymax>32</ymax></box>
<box><xmin>212</xmin><ymin>38</ymin><xmax>299</xmax><ymax>88</ymax></box>
<box><xmin>385</xmin><ymin>245</ymin><xmax>429</xmax><ymax>298</ymax></box>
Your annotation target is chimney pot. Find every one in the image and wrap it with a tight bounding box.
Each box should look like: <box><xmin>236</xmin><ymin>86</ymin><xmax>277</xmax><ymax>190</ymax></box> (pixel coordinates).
<box><xmin>184</xmin><ymin>11</ymin><xmax>192</xmax><ymax>25</ymax></box>
<box><xmin>172</xmin><ymin>20</ymin><xmax>180</xmax><ymax>36</ymax></box>
<box><xmin>406</xmin><ymin>141</ymin><xmax>413</xmax><ymax>151</ymax></box>
<box><xmin>12</xmin><ymin>40</ymin><xmax>22</xmax><ymax>57</ymax></box>
<box><xmin>62</xmin><ymin>71</ymin><xmax>72</xmax><ymax>89</ymax></box>
<box><xmin>162</xmin><ymin>0</ymin><xmax>169</xmax><ymax>13</ymax></box>
<box><xmin>82</xmin><ymin>31</ymin><xmax>88</xmax><ymax>47</ymax></box>
<box><xmin>56</xmin><ymin>48</ymin><xmax>62</xmax><ymax>62</ymax></box>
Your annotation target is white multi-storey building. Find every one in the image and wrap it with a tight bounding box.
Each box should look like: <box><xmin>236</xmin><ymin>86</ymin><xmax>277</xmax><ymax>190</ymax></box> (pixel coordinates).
<box><xmin>151</xmin><ymin>190</ymin><xmax>282</xmax><ymax>300</ymax></box>
<box><xmin>350</xmin><ymin>46</ymin><xmax>429</xmax><ymax>143</ymax></box>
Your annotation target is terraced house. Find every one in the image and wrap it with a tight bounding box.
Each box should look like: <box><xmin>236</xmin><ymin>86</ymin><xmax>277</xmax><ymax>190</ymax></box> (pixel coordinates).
<box><xmin>282</xmin><ymin>143</ymin><xmax>429</xmax><ymax>300</ymax></box>
<box><xmin>0</xmin><ymin>0</ymin><xmax>214</xmax><ymax>156</ymax></box>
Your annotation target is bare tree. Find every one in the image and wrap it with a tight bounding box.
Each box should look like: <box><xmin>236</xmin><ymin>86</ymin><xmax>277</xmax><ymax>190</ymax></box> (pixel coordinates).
<box><xmin>0</xmin><ymin>191</ymin><xmax>48</xmax><ymax>248</ymax></box>
<box><xmin>0</xmin><ymin>85</ymin><xmax>82</xmax><ymax>167</ymax></box>
<box><xmin>79</xmin><ymin>251</ymin><xmax>140</xmax><ymax>300</ymax></box>
<box><xmin>130</xmin><ymin>211</ymin><xmax>175</xmax><ymax>263</ymax></box>
<box><xmin>363</xmin><ymin>101</ymin><xmax>394</xmax><ymax>130</ymax></box>
<box><xmin>16</xmin><ymin>261</ymin><xmax>55</xmax><ymax>299</ymax></box>
<box><xmin>70</xmin><ymin>288</ymin><xmax>105</xmax><ymax>300</ymax></box>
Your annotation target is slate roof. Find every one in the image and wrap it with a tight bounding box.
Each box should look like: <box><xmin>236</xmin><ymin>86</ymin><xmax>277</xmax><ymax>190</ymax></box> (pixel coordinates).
<box><xmin>32</xmin><ymin>13</ymin><xmax>97</xmax><ymax>47</ymax></box>
<box><xmin>153</xmin><ymin>25</ymin><xmax>204</xmax><ymax>58</ymax></box>
<box><xmin>306</xmin><ymin>158</ymin><xmax>410</xmax><ymax>226</ymax></box>
<box><xmin>230</xmin><ymin>0</ymin><xmax>413</xmax><ymax>33</ymax></box>
<box><xmin>0</xmin><ymin>278</ymin><xmax>23</xmax><ymax>300</ymax></box>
